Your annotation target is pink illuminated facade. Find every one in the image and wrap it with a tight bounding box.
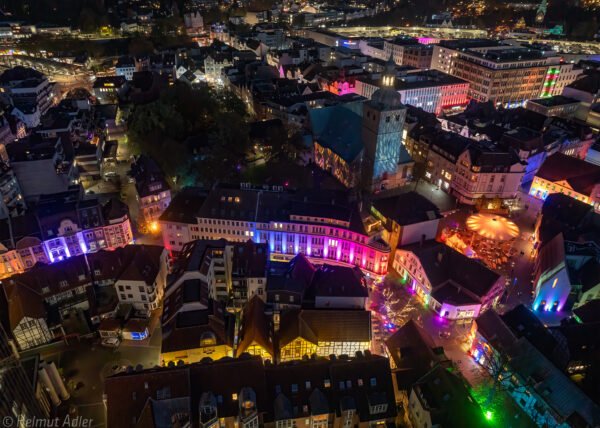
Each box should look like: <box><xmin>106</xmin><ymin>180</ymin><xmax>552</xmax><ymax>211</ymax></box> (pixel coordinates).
<box><xmin>322</xmin><ymin>79</ymin><xmax>356</xmax><ymax>96</ymax></box>
<box><xmin>355</xmin><ymin>71</ymin><xmax>469</xmax><ymax>116</ymax></box>
<box><xmin>417</xmin><ymin>37</ymin><xmax>441</xmax><ymax>45</ymax></box>
<box><xmin>0</xmin><ymin>192</ymin><xmax>134</xmax><ymax>279</ymax></box>
<box><xmin>160</xmin><ymin>186</ymin><xmax>391</xmax><ymax>278</ymax></box>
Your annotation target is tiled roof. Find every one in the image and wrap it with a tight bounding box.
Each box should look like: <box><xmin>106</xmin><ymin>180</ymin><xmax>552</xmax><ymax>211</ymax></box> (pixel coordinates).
<box><xmin>372</xmin><ymin>191</ymin><xmax>441</xmax><ymax>226</ymax></box>
<box><xmin>278</xmin><ymin>309</ymin><xmax>371</xmax><ymax>348</ymax></box>
<box><xmin>401</xmin><ymin>240</ymin><xmax>500</xmax><ymax>300</ymax></box>
<box><xmin>105</xmin><ymin>354</ymin><xmax>396</xmax><ymax>428</ymax></box>
<box><xmin>236</xmin><ymin>296</ymin><xmax>273</xmax><ymax>358</ymax></box>
<box><xmin>304</xmin><ymin>264</ymin><xmax>368</xmax><ymax>301</ymax></box>
<box><xmin>385</xmin><ymin>320</ymin><xmax>448</xmax><ymax>388</ymax></box>
<box><xmin>308</xmin><ymin>105</ymin><xmax>363</xmax><ymax>163</ymax></box>
<box><xmin>536</xmin><ymin>153</ymin><xmax>600</xmax><ymax>196</ymax></box>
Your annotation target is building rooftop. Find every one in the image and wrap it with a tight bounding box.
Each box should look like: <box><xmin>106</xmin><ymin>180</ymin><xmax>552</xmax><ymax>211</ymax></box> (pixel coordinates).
<box><xmin>411</xmin><ymin>365</ymin><xmax>485</xmax><ymax>427</ymax></box>
<box><xmin>400</xmin><ymin>239</ymin><xmax>500</xmax><ymax>300</ymax></box>
<box><xmin>195</xmin><ymin>185</ymin><xmax>369</xmax><ymax>235</ymax></box>
<box><xmin>231</xmin><ymin>241</ymin><xmax>268</xmax><ymax>278</ymax></box>
<box><xmin>162</xmin><ymin>301</ymin><xmax>232</xmax><ymax>354</ymax></box>
<box><xmin>537</xmin><ymin>193</ymin><xmax>600</xmax><ymax>249</ymax></box>
<box><xmin>438</xmin><ymin>39</ymin><xmax>502</xmax><ymax>50</ymax></box>
<box><xmin>527</xmin><ymin>95</ymin><xmax>581</xmax><ymax>107</ymax></box>
<box><xmin>0</xmin><ymin>66</ymin><xmax>44</xmax><ymax>85</ymax></box>
<box><xmin>130</xmin><ymin>155</ymin><xmax>169</xmax><ymax>198</ymax></box>
<box><xmin>566</xmin><ymin>71</ymin><xmax>600</xmax><ymax>94</ymax></box>
<box><xmin>159</xmin><ymin>187</ymin><xmax>208</xmax><ymax>225</ymax></box>
<box><xmin>11</xmin><ymin>159</ymin><xmax>70</xmax><ymax>198</ymax></box>
<box><xmin>508</xmin><ymin>337</ymin><xmax>600</xmax><ymax>426</ymax></box>
<box><xmin>465</xmin><ymin>47</ymin><xmax>546</xmax><ymax>63</ymax></box>
<box><xmin>304</xmin><ymin>264</ymin><xmax>368</xmax><ymax>301</ymax></box>
<box><xmin>104</xmin><ymin>353</ymin><xmax>396</xmax><ymax>427</ymax></box>
<box><xmin>308</xmin><ymin>104</ymin><xmax>363</xmax><ymax>163</ymax></box>
<box><xmin>536</xmin><ymin>152</ymin><xmax>600</xmax><ymax>196</ymax></box>
<box><xmin>236</xmin><ymin>296</ymin><xmax>273</xmax><ymax>358</ymax></box>
<box><xmin>385</xmin><ymin>320</ymin><xmax>448</xmax><ymax>388</ymax></box>
<box><xmin>362</xmin><ymin>70</ymin><xmax>467</xmax><ymax>92</ymax></box>
<box><xmin>278</xmin><ymin>308</ymin><xmax>371</xmax><ymax>348</ymax></box>
<box><xmin>1</xmin><ymin>245</ymin><xmax>162</xmax><ymax>330</ymax></box>
<box><xmin>115</xmin><ymin>56</ymin><xmax>135</xmax><ymax>68</ymax></box>
<box><xmin>372</xmin><ymin>191</ymin><xmax>441</xmax><ymax>227</ymax></box>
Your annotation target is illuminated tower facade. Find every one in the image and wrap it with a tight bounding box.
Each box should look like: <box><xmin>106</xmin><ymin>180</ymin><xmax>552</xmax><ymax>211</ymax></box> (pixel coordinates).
<box><xmin>362</xmin><ymin>59</ymin><xmax>408</xmax><ymax>191</ymax></box>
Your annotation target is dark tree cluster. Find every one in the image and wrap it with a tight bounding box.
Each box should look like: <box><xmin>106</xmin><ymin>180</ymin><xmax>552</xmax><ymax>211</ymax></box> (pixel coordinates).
<box><xmin>127</xmin><ymin>83</ymin><xmax>250</xmax><ymax>187</ymax></box>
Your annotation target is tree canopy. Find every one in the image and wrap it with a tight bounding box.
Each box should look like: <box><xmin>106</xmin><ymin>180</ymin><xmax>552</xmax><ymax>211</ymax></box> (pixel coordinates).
<box><xmin>127</xmin><ymin>84</ymin><xmax>251</xmax><ymax>187</ymax></box>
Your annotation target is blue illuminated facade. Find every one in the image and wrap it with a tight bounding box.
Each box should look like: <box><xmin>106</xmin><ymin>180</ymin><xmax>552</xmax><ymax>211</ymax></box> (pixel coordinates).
<box><xmin>361</xmin><ymin>68</ymin><xmax>408</xmax><ymax>190</ymax></box>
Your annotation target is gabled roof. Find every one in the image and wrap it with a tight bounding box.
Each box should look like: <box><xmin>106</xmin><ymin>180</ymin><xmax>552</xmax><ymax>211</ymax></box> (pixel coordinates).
<box><xmin>118</xmin><ymin>245</ymin><xmax>164</xmax><ymax>285</ymax></box>
<box><xmin>385</xmin><ymin>320</ymin><xmax>448</xmax><ymax>388</ymax></box>
<box><xmin>3</xmin><ymin>280</ymin><xmax>47</xmax><ymax>329</ymax></box>
<box><xmin>278</xmin><ymin>309</ymin><xmax>371</xmax><ymax>348</ymax></box>
<box><xmin>411</xmin><ymin>365</ymin><xmax>485</xmax><ymax>427</ymax></box>
<box><xmin>372</xmin><ymin>191</ymin><xmax>441</xmax><ymax>226</ymax></box>
<box><xmin>159</xmin><ymin>187</ymin><xmax>207</xmax><ymax>225</ymax></box>
<box><xmin>536</xmin><ymin>153</ymin><xmax>600</xmax><ymax>196</ymax></box>
<box><xmin>400</xmin><ymin>240</ymin><xmax>500</xmax><ymax>300</ymax></box>
<box><xmin>474</xmin><ymin>309</ymin><xmax>517</xmax><ymax>353</ymax></box>
<box><xmin>161</xmin><ymin>301</ymin><xmax>232</xmax><ymax>355</ymax></box>
<box><xmin>288</xmin><ymin>253</ymin><xmax>316</xmax><ymax>287</ymax></box>
<box><xmin>236</xmin><ymin>296</ymin><xmax>273</xmax><ymax>358</ymax></box>
<box><xmin>537</xmin><ymin>193</ymin><xmax>598</xmax><ymax>247</ymax></box>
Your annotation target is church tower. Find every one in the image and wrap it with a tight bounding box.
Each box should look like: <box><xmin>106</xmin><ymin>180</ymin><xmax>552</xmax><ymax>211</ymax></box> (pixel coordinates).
<box><xmin>361</xmin><ymin>58</ymin><xmax>408</xmax><ymax>191</ymax></box>
<box><xmin>535</xmin><ymin>0</ymin><xmax>547</xmax><ymax>24</ymax></box>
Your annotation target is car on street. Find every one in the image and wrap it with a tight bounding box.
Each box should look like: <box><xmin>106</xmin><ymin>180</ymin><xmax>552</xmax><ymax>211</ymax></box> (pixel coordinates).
<box><xmin>101</xmin><ymin>337</ymin><xmax>121</xmax><ymax>348</ymax></box>
<box><xmin>438</xmin><ymin>330</ymin><xmax>451</xmax><ymax>339</ymax></box>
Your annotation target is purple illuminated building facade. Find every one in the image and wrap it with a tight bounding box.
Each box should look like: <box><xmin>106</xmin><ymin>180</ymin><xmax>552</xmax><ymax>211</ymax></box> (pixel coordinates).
<box><xmin>0</xmin><ymin>188</ymin><xmax>133</xmax><ymax>278</ymax></box>
<box><xmin>160</xmin><ymin>185</ymin><xmax>391</xmax><ymax>278</ymax></box>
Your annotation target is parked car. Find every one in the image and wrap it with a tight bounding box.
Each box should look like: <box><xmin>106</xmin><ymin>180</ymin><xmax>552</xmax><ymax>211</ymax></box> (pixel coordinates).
<box><xmin>101</xmin><ymin>337</ymin><xmax>121</xmax><ymax>348</ymax></box>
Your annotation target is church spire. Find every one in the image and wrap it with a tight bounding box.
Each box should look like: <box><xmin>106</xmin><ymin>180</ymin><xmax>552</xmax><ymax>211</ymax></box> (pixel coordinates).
<box><xmin>535</xmin><ymin>0</ymin><xmax>547</xmax><ymax>24</ymax></box>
